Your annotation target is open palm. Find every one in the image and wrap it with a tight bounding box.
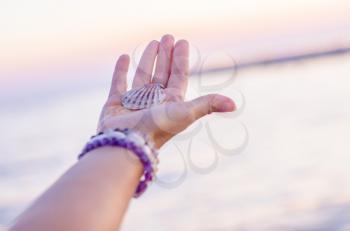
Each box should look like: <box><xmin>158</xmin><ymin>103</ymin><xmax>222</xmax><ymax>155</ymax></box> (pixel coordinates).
<box><xmin>98</xmin><ymin>35</ymin><xmax>235</xmax><ymax>148</ymax></box>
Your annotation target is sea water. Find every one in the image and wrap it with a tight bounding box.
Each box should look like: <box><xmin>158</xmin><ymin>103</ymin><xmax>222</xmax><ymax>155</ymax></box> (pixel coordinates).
<box><xmin>1</xmin><ymin>54</ymin><xmax>350</xmax><ymax>230</ymax></box>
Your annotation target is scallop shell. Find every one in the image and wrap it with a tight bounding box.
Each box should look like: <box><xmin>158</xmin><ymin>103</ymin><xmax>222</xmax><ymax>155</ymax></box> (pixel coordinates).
<box><xmin>121</xmin><ymin>83</ymin><xmax>166</xmax><ymax>110</ymax></box>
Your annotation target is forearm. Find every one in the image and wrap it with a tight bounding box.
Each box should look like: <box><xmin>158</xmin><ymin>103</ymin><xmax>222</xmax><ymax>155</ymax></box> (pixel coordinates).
<box><xmin>10</xmin><ymin>147</ymin><xmax>143</xmax><ymax>231</ymax></box>
<box><xmin>9</xmin><ymin>35</ymin><xmax>235</xmax><ymax>231</ymax></box>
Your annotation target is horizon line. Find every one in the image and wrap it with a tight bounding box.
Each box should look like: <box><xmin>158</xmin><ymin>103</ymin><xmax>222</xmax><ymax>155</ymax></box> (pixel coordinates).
<box><xmin>191</xmin><ymin>47</ymin><xmax>350</xmax><ymax>76</ymax></box>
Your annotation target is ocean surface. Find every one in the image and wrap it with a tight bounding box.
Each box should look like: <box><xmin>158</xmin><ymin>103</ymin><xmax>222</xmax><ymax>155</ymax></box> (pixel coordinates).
<box><xmin>1</xmin><ymin>54</ymin><xmax>350</xmax><ymax>230</ymax></box>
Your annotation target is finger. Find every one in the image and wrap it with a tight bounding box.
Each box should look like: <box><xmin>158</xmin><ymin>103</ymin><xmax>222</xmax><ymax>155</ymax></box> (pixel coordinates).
<box><xmin>132</xmin><ymin>40</ymin><xmax>159</xmax><ymax>89</ymax></box>
<box><xmin>152</xmin><ymin>34</ymin><xmax>174</xmax><ymax>86</ymax></box>
<box><xmin>148</xmin><ymin>94</ymin><xmax>235</xmax><ymax>141</ymax></box>
<box><xmin>107</xmin><ymin>54</ymin><xmax>130</xmax><ymax>104</ymax></box>
<box><xmin>186</xmin><ymin>94</ymin><xmax>236</xmax><ymax>120</ymax></box>
<box><xmin>167</xmin><ymin>40</ymin><xmax>189</xmax><ymax>100</ymax></box>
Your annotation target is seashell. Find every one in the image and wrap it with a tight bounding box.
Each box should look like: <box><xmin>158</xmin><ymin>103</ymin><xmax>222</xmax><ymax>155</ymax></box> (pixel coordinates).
<box><xmin>121</xmin><ymin>83</ymin><xmax>166</xmax><ymax>110</ymax></box>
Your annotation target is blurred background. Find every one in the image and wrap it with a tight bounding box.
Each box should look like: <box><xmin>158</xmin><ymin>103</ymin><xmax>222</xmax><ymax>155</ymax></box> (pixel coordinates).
<box><xmin>1</xmin><ymin>0</ymin><xmax>350</xmax><ymax>230</ymax></box>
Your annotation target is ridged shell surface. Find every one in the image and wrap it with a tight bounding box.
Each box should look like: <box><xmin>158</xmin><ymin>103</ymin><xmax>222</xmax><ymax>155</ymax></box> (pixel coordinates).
<box><xmin>122</xmin><ymin>83</ymin><xmax>166</xmax><ymax>110</ymax></box>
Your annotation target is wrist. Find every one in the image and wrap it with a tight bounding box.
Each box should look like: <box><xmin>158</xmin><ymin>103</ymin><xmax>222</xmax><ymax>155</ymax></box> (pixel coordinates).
<box><xmin>79</xmin><ymin>128</ymin><xmax>159</xmax><ymax>197</ymax></box>
<box><xmin>83</xmin><ymin>146</ymin><xmax>143</xmax><ymax>178</ymax></box>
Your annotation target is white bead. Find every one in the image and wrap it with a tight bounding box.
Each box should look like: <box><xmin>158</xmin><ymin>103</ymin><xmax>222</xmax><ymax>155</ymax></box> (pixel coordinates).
<box><xmin>143</xmin><ymin>145</ymin><xmax>152</xmax><ymax>156</ymax></box>
<box><xmin>127</xmin><ymin>132</ymin><xmax>145</xmax><ymax>146</ymax></box>
<box><xmin>143</xmin><ymin>146</ymin><xmax>158</xmax><ymax>165</ymax></box>
<box><xmin>104</xmin><ymin>128</ymin><xmax>114</xmax><ymax>135</ymax></box>
<box><xmin>112</xmin><ymin>131</ymin><xmax>126</xmax><ymax>139</ymax></box>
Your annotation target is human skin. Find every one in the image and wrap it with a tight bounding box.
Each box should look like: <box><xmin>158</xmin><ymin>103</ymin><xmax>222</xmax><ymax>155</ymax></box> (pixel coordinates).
<box><xmin>9</xmin><ymin>34</ymin><xmax>236</xmax><ymax>231</ymax></box>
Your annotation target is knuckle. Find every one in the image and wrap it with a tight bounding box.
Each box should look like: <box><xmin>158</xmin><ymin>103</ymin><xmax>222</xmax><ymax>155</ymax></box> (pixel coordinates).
<box><xmin>202</xmin><ymin>94</ymin><xmax>218</xmax><ymax>115</ymax></box>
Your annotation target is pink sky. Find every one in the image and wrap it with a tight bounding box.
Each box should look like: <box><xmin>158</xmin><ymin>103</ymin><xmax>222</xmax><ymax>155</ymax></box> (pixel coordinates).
<box><xmin>1</xmin><ymin>0</ymin><xmax>349</xmax><ymax>87</ymax></box>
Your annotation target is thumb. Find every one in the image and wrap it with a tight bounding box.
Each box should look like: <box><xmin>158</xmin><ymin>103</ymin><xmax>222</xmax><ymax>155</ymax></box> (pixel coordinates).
<box><xmin>186</xmin><ymin>94</ymin><xmax>236</xmax><ymax>120</ymax></box>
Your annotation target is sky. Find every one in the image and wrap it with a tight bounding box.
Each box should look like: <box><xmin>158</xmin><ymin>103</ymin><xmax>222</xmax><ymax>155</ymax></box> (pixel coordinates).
<box><xmin>0</xmin><ymin>0</ymin><xmax>349</xmax><ymax>89</ymax></box>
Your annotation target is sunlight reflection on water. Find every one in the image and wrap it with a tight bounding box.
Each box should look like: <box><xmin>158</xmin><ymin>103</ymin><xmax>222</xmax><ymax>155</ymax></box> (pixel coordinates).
<box><xmin>1</xmin><ymin>54</ymin><xmax>350</xmax><ymax>230</ymax></box>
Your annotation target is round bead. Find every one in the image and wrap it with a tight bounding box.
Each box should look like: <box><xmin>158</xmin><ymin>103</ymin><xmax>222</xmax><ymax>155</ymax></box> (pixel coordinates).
<box><xmin>127</xmin><ymin>132</ymin><xmax>145</xmax><ymax>146</ymax></box>
<box><xmin>113</xmin><ymin>131</ymin><xmax>126</xmax><ymax>139</ymax></box>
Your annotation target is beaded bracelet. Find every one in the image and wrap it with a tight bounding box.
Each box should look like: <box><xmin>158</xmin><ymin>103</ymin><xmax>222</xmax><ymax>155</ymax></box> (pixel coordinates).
<box><xmin>78</xmin><ymin>128</ymin><xmax>159</xmax><ymax>198</ymax></box>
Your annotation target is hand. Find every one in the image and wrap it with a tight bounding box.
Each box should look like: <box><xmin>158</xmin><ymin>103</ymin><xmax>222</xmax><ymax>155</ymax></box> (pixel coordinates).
<box><xmin>98</xmin><ymin>35</ymin><xmax>236</xmax><ymax>148</ymax></box>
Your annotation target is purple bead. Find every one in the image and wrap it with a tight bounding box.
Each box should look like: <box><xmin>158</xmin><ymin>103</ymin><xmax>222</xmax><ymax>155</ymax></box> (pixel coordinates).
<box><xmin>95</xmin><ymin>140</ymin><xmax>102</xmax><ymax>147</ymax></box>
<box><xmin>139</xmin><ymin>154</ymin><xmax>148</xmax><ymax>162</ymax></box>
<box><xmin>144</xmin><ymin>164</ymin><xmax>153</xmax><ymax>173</ymax></box>
<box><xmin>101</xmin><ymin>138</ymin><xmax>106</xmax><ymax>144</ymax></box>
<box><xmin>79</xmin><ymin>130</ymin><xmax>157</xmax><ymax>198</ymax></box>
<box><xmin>135</xmin><ymin>181</ymin><xmax>148</xmax><ymax>196</ymax></box>
<box><xmin>111</xmin><ymin>137</ymin><xmax>117</xmax><ymax>144</ymax></box>
<box><xmin>126</xmin><ymin>141</ymin><xmax>133</xmax><ymax>149</ymax></box>
<box><xmin>86</xmin><ymin>143</ymin><xmax>93</xmax><ymax>150</ymax></box>
<box><xmin>145</xmin><ymin>172</ymin><xmax>153</xmax><ymax>181</ymax></box>
<box><xmin>119</xmin><ymin>139</ymin><xmax>126</xmax><ymax>147</ymax></box>
<box><xmin>134</xmin><ymin>146</ymin><xmax>143</xmax><ymax>154</ymax></box>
